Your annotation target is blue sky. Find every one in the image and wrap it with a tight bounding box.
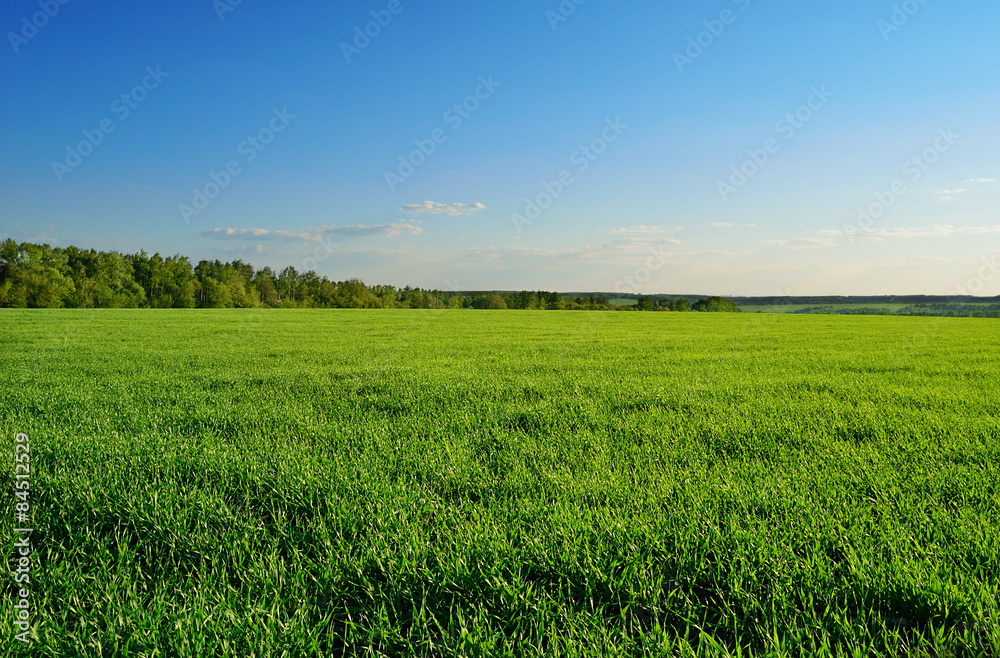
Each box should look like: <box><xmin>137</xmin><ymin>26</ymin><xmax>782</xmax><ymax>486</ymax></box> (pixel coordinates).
<box><xmin>2</xmin><ymin>0</ymin><xmax>998</xmax><ymax>295</ymax></box>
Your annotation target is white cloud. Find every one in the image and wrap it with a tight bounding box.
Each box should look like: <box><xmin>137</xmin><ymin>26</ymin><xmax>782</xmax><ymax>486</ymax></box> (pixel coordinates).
<box><xmin>808</xmin><ymin>224</ymin><xmax>1000</xmax><ymax>244</ymax></box>
<box><xmin>939</xmin><ymin>178</ymin><xmax>994</xmax><ymax>199</ymax></box>
<box><xmin>211</xmin><ymin>244</ymin><xmax>269</xmax><ymax>254</ymax></box>
<box><xmin>669</xmin><ymin>250</ymin><xmax>735</xmax><ymax>258</ymax></box>
<box><xmin>202</xmin><ymin>222</ymin><xmax>423</xmax><ymax>242</ymax></box>
<box><xmin>618</xmin><ymin>237</ymin><xmax>682</xmax><ymax>244</ymax></box>
<box><xmin>854</xmin><ymin>225</ymin><xmax>1000</xmax><ymax>239</ymax></box>
<box><xmin>708</xmin><ymin>222</ymin><xmax>756</xmax><ymax>228</ymax></box>
<box><xmin>765</xmin><ymin>237</ymin><xmax>838</xmax><ymax>251</ymax></box>
<box><xmin>332</xmin><ymin>246</ymin><xmax>422</xmax><ymax>257</ymax></box>
<box><xmin>6</xmin><ymin>224</ymin><xmax>59</xmax><ymax>244</ymax></box>
<box><xmin>465</xmin><ymin>246</ymin><xmax>562</xmax><ymax>259</ymax></box>
<box><xmin>460</xmin><ymin>233</ymin><xmax>690</xmax><ymax>269</ymax></box>
<box><xmin>599</xmin><ymin>225</ymin><xmax>682</xmax><ymax>235</ymax></box>
<box><xmin>400</xmin><ymin>201</ymin><xmax>486</xmax><ymax>216</ymax></box>
<box><xmin>936</xmin><ymin>178</ymin><xmax>994</xmax><ymax>199</ymax></box>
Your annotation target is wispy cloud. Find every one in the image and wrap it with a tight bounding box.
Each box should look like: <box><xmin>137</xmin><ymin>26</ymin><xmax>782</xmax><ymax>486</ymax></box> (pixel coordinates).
<box><xmin>598</xmin><ymin>225</ymin><xmax>682</xmax><ymax>235</ymax></box>
<box><xmin>618</xmin><ymin>237</ymin><xmax>681</xmax><ymax>244</ymax></box>
<box><xmin>799</xmin><ymin>224</ymin><xmax>1000</xmax><ymax>245</ymax></box>
<box><xmin>211</xmin><ymin>244</ymin><xmax>269</xmax><ymax>255</ymax></box>
<box><xmin>936</xmin><ymin>188</ymin><xmax>966</xmax><ymax>200</ymax></box>
<box><xmin>329</xmin><ymin>246</ymin><xmax>425</xmax><ymax>258</ymax></box>
<box><xmin>939</xmin><ymin>178</ymin><xmax>995</xmax><ymax>199</ymax></box>
<box><xmin>464</xmin><ymin>236</ymin><xmax>684</xmax><ymax>266</ymax></box>
<box><xmin>400</xmin><ymin>201</ymin><xmax>486</xmax><ymax>216</ymax></box>
<box><xmin>202</xmin><ymin>222</ymin><xmax>423</xmax><ymax>242</ymax></box>
<box><xmin>765</xmin><ymin>237</ymin><xmax>838</xmax><ymax>251</ymax></box>
<box><xmin>848</xmin><ymin>224</ymin><xmax>1000</xmax><ymax>240</ymax></box>
<box><xmin>672</xmin><ymin>250</ymin><xmax>734</xmax><ymax>258</ymax></box>
<box><xmin>4</xmin><ymin>224</ymin><xmax>59</xmax><ymax>243</ymax></box>
<box><xmin>465</xmin><ymin>246</ymin><xmax>562</xmax><ymax>260</ymax></box>
<box><xmin>707</xmin><ymin>222</ymin><xmax>756</xmax><ymax>228</ymax></box>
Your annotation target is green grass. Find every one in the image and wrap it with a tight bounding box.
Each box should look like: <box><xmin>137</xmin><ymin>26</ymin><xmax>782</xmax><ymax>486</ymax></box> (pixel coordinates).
<box><xmin>2</xmin><ymin>310</ymin><xmax>999</xmax><ymax>657</ymax></box>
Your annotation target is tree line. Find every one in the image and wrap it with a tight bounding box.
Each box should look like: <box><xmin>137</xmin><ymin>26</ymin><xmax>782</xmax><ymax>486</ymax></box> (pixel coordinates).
<box><xmin>0</xmin><ymin>239</ymin><xmax>740</xmax><ymax>312</ymax></box>
<box><xmin>792</xmin><ymin>304</ymin><xmax>1000</xmax><ymax>319</ymax></box>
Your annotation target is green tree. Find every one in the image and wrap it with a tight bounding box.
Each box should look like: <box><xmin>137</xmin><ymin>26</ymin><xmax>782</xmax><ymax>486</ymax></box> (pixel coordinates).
<box><xmin>156</xmin><ymin>256</ymin><xmax>197</xmax><ymax>308</ymax></box>
<box><xmin>337</xmin><ymin>278</ymin><xmax>373</xmax><ymax>308</ymax></box>
<box><xmin>692</xmin><ymin>296</ymin><xmax>741</xmax><ymax>313</ymax></box>
<box><xmin>0</xmin><ymin>242</ymin><xmax>75</xmax><ymax>308</ymax></box>
<box><xmin>94</xmin><ymin>252</ymin><xmax>144</xmax><ymax>308</ymax></box>
<box><xmin>200</xmin><ymin>277</ymin><xmax>233</xmax><ymax>308</ymax></box>
<box><xmin>485</xmin><ymin>294</ymin><xmax>508</xmax><ymax>310</ymax></box>
<box><xmin>254</xmin><ymin>267</ymin><xmax>280</xmax><ymax>307</ymax></box>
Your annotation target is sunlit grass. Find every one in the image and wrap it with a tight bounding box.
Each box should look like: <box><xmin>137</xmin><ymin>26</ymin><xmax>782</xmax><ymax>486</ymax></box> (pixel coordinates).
<box><xmin>1</xmin><ymin>310</ymin><xmax>998</xmax><ymax>656</ymax></box>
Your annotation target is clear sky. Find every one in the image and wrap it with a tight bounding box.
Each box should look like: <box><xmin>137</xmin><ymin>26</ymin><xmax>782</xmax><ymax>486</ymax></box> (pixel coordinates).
<box><xmin>2</xmin><ymin>0</ymin><xmax>998</xmax><ymax>295</ymax></box>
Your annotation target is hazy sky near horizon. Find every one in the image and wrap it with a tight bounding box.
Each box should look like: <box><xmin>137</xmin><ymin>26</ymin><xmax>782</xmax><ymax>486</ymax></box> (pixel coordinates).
<box><xmin>2</xmin><ymin>0</ymin><xmax>998</xmax><ymax>296</ymax></box>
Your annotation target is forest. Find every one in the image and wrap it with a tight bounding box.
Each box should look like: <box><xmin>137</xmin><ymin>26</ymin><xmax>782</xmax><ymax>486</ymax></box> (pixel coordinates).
<box><xmin>0</xmin><ymin>240</ymin><xmax>740</xmax><ymax>312</ymax></box>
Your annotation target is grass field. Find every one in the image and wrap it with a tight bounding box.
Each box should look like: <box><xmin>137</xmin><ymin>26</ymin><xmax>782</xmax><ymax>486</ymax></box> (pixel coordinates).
<box><xmin>2</xmin><ymin>310</ymin><xmax>999</xmax><ymax>657</ymax></box>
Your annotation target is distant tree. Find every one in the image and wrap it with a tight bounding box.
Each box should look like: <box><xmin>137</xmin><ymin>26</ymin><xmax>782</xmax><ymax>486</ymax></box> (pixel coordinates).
<box><xmin>0</xmin><ymin>238</ymin><xmax>745</xmax><ymax>314</ymax></box>
<box><xmin>370</xmin><ymin>284</ymin><xmax>398</xmax><ymax>308</ymax></box>
<box><xmin>64</xmin><ymin>246</ymin><xmax>99</xmax><ymax>308</ymax></box>
<box><xmin>93</xmin><ymin>252</ymin><xmax>144</xmax><ymax>308</ymax></box>
<box><xmin>485</xmin><ymin>294</ymin><xmax>508</xmax><ymax>310</ymax></box>
<box><xmin>276</xmin><ymin>267</ymin><xmax>301</xmax><ymax>306</ymax></box>
<box><xmin>225</xmin><ymin>260</ymin><xmax>259</xmax><ymax>308</ymax></box>
<box><xmin>510</xmin><ymin>290</ymin><xmax>535</xmax><ymax>310</ymax></box>
<box><xmin>671</xmin><ymin>298</ymin><xmax>691</xmax><ymax>312</ymax></box>
<box><xmin>200</xmin><ymin>277</ymin><xmax>232</xmax><ymax>308</ymax></box>
<box><xmin>692</xmin><ymin>296</ymin><xmax>741</xmax><ymax>313</ymax></box>
<box><xmin>337</xmin><ymin>278</ymin><xmax>372</xmax><ymax>308</ymax></box>
<box><xmin>254</xmin><ymin>267</ymin><xmax>280</xmax><ymax>307</ymax></box>
<box><xmin>159</xmin><ymin>256</ymin><xmax>197</xmax><ymax>308</ymax></box>
<box><xmin>403</xmin><ymin>286</ymin><xmax>428</xmax><ymax>309</ymax></box>
<box><xmin>0</xmin><ymin>242</ymin><xmax>75</xmax><ymax>308</ymax></box>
